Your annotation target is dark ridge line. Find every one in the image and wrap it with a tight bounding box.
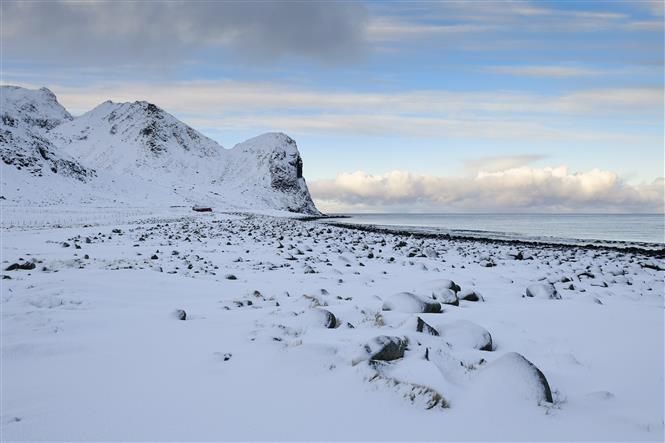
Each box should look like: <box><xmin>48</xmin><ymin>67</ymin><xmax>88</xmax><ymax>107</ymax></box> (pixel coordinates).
<box><xmin>312</xmin><ymin>220</ymin><xmax>665</xmax><ymax>259</ymax></box>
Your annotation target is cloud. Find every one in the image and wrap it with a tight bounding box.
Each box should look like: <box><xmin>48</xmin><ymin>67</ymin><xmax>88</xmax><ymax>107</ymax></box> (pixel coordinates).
<box><xmin>1</xmin><ymin>1</ymin><xmax>368</xmax><ymax>67</ymax></box>
<box><xmin>464</xmin><ymin>155</ymin><xmax>546</xmax><ymax>173</ymax></box>
<box><xmin>484</xmin><ymin>65</ymin><xmax>604</xmax><ymax>78</ymax></box>
<box><xmin>6</xmin><ymin>80</ymin><xmax>659</xmax><ymax>145</ymax></box>
<box><xmin>310</xmin><ymin>167</ymin><xmax>665</xmax><ymax>213</ymax></box>
<box><xmin>15</xmin><ymin>80</ymin><xmax>662</xmax><ymax>119</ymax></box>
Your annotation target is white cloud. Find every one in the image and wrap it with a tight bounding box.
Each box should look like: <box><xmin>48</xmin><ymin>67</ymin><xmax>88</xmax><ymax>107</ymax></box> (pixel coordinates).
<box><xmin>310</xmin><ymin>167</ymin><xmax>665</xmax><ymax>213</ymax></box>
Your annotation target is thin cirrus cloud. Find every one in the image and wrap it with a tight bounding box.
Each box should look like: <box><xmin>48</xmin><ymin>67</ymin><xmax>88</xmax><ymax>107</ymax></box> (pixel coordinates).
<box><xmin>8</xmin><ymin>80</ymin><xmax>657</xmax><ymax>146</ymax></box>
<box><xmin>309</xmin><ymin>167</ymin><xmax>665</xmax><ymax>213</ymax></box>
<box><xmin>23</xmin><ymin>80</ymin><xmax>663</xmax><ymax>119</ymax></box>
<box><xmin>484</xmin><ymin>65</ymin><xmax>605</xmax><ymax>78</ymax></box>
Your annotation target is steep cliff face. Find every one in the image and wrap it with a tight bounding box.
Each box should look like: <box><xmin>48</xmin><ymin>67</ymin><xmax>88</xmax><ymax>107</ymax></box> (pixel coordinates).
<box><xmin>1</xmin><ymin>86</ymin><xmax>320</xmax><ymax>214</ymax></box>
<box><xmin>222</xmin><ymin>133</ymin><xmax>319</xmax><ymax>214</ymax></box>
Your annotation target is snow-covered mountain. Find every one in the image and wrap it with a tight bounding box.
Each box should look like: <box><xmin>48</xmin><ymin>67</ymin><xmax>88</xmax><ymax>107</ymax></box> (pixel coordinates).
<box><xmin>1</xmin><ymin>86</ymin><xmax>320</xmax><ymax>214</ymax></box>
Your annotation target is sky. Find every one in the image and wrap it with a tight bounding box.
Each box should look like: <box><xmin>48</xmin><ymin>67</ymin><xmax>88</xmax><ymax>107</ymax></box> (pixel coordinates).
<box><xmin>1</xmin><ymin>0</ymin><xmax>664</xmax><ymax>213</ymax></box>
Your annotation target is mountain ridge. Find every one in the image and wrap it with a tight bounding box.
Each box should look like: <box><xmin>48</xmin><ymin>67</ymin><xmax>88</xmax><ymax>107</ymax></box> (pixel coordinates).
<box><xmin>0</xmin><ymin>85</ymin><xmax>320</xmax><ymax>214</ymax></box>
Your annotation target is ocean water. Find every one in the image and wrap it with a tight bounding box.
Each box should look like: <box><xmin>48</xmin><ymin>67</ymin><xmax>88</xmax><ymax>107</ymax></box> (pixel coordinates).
<box><xmin>328</xmin><ymin>213</ymin><xmax>665</xmax><ymax>245</ymax></box>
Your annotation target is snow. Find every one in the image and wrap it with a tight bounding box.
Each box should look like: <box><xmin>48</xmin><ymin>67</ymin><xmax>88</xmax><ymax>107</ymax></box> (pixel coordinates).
<box><xmin>2</xmin><ymin>210</ymin><xmax>663</xmax><ymax>441</ymax></box>
<box><xmin>1</xmin><ymin>86</ymin><xmax>319</xmax><ymax>214</ymax></box>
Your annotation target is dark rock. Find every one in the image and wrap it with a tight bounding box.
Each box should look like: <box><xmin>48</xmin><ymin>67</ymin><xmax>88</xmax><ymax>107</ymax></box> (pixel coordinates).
<box><xmin>365</xmin><ymin>336</ymin><xmax>409</xmax><ymax>362</ymax></box>
<box><xmin>174</xmin><ymin>309</ymin><xmax>187</xmax><ymax>320</ymax></box>
<box><xmin>416</xmin><ymin>317</ymin><xmax>439</xmax><ymax>336</ymax></box>
<box><xmin>150</xmin><ymin>254</ymin><xmax>158</xmax><ymax>260</ymax></box>
<box><xmin>459</xmin><ymin>289</ymin><xmax>484</xmax><ymax>302</ymax></box>
<box><xmin>225</xmin><ymin>274</ymin><xmax>237</xmax><ymax>280</ymax></box>
<box><xmin>5</xmin><ymin>262</ymin><xmax>36</xmax><ymax>271</ymax></box>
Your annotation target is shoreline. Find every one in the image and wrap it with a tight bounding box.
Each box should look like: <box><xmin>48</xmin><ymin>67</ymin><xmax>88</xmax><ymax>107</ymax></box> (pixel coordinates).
<box><xmin>314</xmin><ymin>219</ymin><xmax>665</xmax><ymax>259</ymax></box>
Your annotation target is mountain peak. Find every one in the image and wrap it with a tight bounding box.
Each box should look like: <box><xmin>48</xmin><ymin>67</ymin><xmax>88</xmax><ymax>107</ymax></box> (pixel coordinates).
<box><xmin>2</xmin><ymin>87</ymin><xmax>320</xmax><ymax>214</ymax></box>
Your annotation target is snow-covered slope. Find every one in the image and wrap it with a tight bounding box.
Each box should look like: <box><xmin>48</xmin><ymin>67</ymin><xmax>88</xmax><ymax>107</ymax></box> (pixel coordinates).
<box><xmin>1</xmin><ymin>86</ymin><xmax>95</xmax><ymax>204</ymax></box>
<box><xmin>1</xmin><ymin>86</ymin><xmax>319</xmax><ymax>214</ymax></box>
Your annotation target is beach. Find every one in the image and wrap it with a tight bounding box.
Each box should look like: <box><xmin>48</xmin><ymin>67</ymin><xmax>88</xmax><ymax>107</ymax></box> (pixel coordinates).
<box><xmin>1</xmin><ymin>208</ymin><xmax>664</xmax><ymax>441</ymax></box>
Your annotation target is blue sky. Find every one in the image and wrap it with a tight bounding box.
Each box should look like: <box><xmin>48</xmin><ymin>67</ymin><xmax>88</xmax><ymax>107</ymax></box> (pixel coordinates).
<box><xmin>2</xmin><ymin>1</ymin><xmax>663</xmax><ymax>212</ymax></box>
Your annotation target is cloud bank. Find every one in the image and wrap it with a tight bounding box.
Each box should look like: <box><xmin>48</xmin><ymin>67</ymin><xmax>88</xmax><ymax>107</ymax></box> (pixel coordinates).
<box><xmin>310</xmin><ymin>167</ymin><xmax>664</xmax><ymax>213</ymax></box>
<box><xmin>1</xmin><ymin>1</ymin><xmax>368</xmax><ymax>66</ymax></box>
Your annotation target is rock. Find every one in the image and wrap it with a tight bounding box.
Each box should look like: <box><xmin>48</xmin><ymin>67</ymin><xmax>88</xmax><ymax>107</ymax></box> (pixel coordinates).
<box><xmin>459</xmin><ymin>289</ymin><xmax>484</xmax><ymax>302</ymax></box>
<box><xmin>304</xmin><ymin>308</ymin><xmax>337</xmax><ymax>328</ymax></box>
<box><xmin>5</xmin><ymin>262</ymin><xmax>36</xmax><ymax>271</ymax></box>
<box><xmin>150</xmin><ymin>254</ymin><xmax>158</xmax><ymax>260</ymax></box>
<box><xmin>475</xmin><ymin>352</ymin><xmax>553</xmax><ymax>404</ymax></box>
<box><xmin>432</xmin><ymin>287</ymin><xmax>459</xmax><ymax>306</ymax></box>
<box><xmin>364</xmin><ymin>336</ymin><xmax>408</xmax><ymax>362</ymax></box>
<box><xmin>225</xmin><ymin>274</ymin><xmax>237</xmax><ymax>280</ymax></box>
<box><xmin>382</xmin><ymin>292</ymin><xmax>441</xmax><ymax>313</ymax></box>
<box><xmin>416</xmin><ymin>317</ymin><xmax>439</xmax><ymax>336</ymax></box>
<box><xmin>436</xmin><ymin>320</ymin><xmax>492</xmax><ymax>351</ymax></box>
<box><xmin>525</xmin><ymin>283</ymin><xmax>560</xmax><ymax>300</ymax></box>
<box><xmin>438</xmin><ymin>279</ymin><xmax>461</xmax><ymax>293</ymax></box>
<box><xmin>174</xmin><ymin>309</ymin><xmax>187</xmax><ymax>320</ymax></box>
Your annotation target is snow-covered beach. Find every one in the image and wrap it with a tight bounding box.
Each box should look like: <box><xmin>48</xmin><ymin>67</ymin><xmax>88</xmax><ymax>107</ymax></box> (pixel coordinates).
<box><xmin>2</xmin><ymin>208</ymin><xmax>663</xmax><ymax>441</ymax></box>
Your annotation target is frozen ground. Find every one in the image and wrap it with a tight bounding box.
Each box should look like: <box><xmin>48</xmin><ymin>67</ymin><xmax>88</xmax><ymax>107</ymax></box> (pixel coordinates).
<box><xmin>1</xmin><ymin>207</ymin><xmax>664</xmax><ymax>441</ymax></box>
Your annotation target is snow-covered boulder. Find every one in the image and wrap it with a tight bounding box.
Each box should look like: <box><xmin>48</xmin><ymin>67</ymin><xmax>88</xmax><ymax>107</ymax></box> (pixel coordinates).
<box><xmin>435</xmin><ymin>320</ymin><xmax>493</xmax><ymax>351</ymax></box>
<box><xmin>302</xmin><ymin>308</ymin><xmax>337</xmax><ymax>329</ymax></box>
<box><xmin>459</xmin><ymin>289</ymin><xmax>484</xmax><ymax>302</ymax></box>
<box><xmin>382</xmin><ymin>292</ymin><xmax>441</xmax><ymax>313</ymax></box>
<box><xmin>432</xmin><ymin>287</ymin><xmax>459</xmax><ymax>306</ymax></box>
<box><xmin>473</xmin><ymin>352</ymin><xmax>553</xmax><ymax>404</ymax></box>
<box><xmin>363</xmin><ymin>336</ymin><xmax>409</xmax><ymax>362</ymax></box>
<box><xmin>525</xmin><ymin>283</ymin><xmax>561</xmax><ymax>300</ymax></box>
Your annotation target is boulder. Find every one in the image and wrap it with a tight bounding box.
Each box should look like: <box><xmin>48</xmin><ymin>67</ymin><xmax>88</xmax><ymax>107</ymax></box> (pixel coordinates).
<box><xmin>459</xmin><ymin>289</ymin><xmax>484</xmax><ymax>302</ymax></box>
<box><xmin>525</xmin><ymin>283</ymin><xmax>560</xmax><ymax>300</ymax></box>
<box><xmin>416</xmin><ymin>317</ymin><xmax>439</xmax><ymax>336</ymax></box>
<box><xmin>304</xmin><ymin>308</ymin><xmax>337</xmax><ymax>328</ymax></box>
<box><xmin>436</xmin><ymin>320</ymin><xmax>492</xmax><ymax>351</ymax></box>
<box><xmin>364</xmin><ymin>336</ymin><xmax>409</xmax><ymax>362</ymax></box>
<box><xmin>432</xmin><ymin>287</ymin><xmax>459</xmax><ymax>306</ymax></box>
<box><xmin>5</xmin><ymin>262</ymin><xmax>36</xmax><ymax>271</ymax></box>
<box><xmin>382</xmin><ymin>292</ymin><xmax>441</xmax><ymax>313</ymax></box>
<box><xmin>475</xmin><ymin>352</ymin><xmax>553</xmax><ymax>404</ymax></box>
<box><xmin>438</xmin><ymin>279</ymin><xmax>461</xmax><ymax>293</ymax></box>
<box><xmin>173</xmin><ymin>309</ymin><xmax>187</xmax><ymax>320</ymax></box>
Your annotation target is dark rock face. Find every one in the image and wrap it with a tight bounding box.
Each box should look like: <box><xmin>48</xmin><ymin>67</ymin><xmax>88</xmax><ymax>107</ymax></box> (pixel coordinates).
<box><xmin>174</xmin><ymin>309</ymin><xmax>187</xmax><ymax>320</ymax></box>
<box><xmin>366</xmin><ymin>336</ymin><xmax>409</xmax><ymax>362</ymax></box>
<box><xmin>269</xmin><ymin>137</ymin><xmax>301</xmax><ymax>191</ymax></box>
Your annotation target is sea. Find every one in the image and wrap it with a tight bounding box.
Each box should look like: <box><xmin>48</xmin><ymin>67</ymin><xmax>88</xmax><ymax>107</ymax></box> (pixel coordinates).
<box><xmin>327</xmin><ymin>213</ymin><xmax>665</xmax><ymax>247</ymax></box>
